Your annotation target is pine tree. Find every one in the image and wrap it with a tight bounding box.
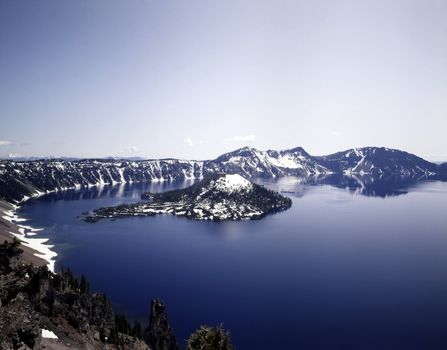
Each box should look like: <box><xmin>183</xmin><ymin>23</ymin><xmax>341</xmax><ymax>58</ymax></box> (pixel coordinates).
<box><xmin>132</xmin><ymin>321</ymin><xmax>142</xmax><ymax>339</ymax></box>
<box><xmin>186</xmin><ymin>324</ymin><xmax>233</xmax><ymax>350</ymax></box>
<box><xmin>80</xmin><ymin>275</ymin><xmax>90</xmax><ymax>294</ymax></box>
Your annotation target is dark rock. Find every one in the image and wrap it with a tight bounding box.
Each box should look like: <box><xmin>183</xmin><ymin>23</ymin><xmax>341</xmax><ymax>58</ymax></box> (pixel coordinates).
<box><xmin>144</xmin><ymin>299</ymin><xmax>179</xmax><ymax>350</ymax></box>
<box><xmin>0</xmin><ymin>238</ymin><xmax>22</xmax><ymax>274</ymax></box>
<box><xmin>0</xmin><ymin>240</ymin><xmax>149</xmax><ymax>349</ymax></box>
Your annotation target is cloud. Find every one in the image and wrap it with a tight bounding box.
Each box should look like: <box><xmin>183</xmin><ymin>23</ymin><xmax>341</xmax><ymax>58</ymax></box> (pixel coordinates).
<box><xmin>6</xmin><ymin>153</ymin><xmax>22</xmax><ymax>158</ymax></box>
<box><xmin>122</xmin><ymin>146</ymin><xmax>139</xmax><ymax>154</ymax></box>
<box><xmin>0</xmin><ymin>140</ymin><xmax>12</xmax><ymax>146</ymax></box>
<box><xmin>233</xmin><ymin>135</ymin><xmax>256</xmax><ymax>141</ymax></box>
<box><xmin>224</xmin><ymin>135</ymin><xmax>256</xmax><ymax>143</ymax></box>
<box><xmin>330</xmin><ymin>131</ymin><xmax>341</xmax><ymax>137</ymax></box>
<box><xmin>185</xmin><ymin>138</ymin><xmax>194</xmax><ymax>147</ymax></box>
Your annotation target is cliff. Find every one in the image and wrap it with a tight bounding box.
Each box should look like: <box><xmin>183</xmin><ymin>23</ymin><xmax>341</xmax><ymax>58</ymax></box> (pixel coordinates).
<box><xmin>0</xmin><ymin>239</ymin><xmax>177</xmax><ymax>350</ymax></box>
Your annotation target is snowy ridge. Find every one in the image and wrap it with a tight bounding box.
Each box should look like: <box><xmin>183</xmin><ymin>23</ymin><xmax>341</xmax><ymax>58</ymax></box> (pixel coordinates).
<box><xmin>1</xmin><ymin>146</ymin><xmax>445</xmax><ymax>203</ymax></box>
<box><xmin>212</xmin><ymin>146</ymin><xmax>329</xmax><ymax>178</ymax></box>
<box><xmin>316</xmin><ymin>147</ymin><xmax>440</xmax><ymax>177</ymax></box>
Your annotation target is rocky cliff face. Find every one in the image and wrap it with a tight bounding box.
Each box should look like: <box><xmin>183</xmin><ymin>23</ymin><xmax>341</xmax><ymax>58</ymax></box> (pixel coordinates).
<box><xmin>0</xmin><ymin>239</ymin><xmax>175</xmax><ymax>350</ymax></box>
<box><xmin>144</xmin><ymin>300</ymin><xmax>179</xmax><ymax>350</ymax></box>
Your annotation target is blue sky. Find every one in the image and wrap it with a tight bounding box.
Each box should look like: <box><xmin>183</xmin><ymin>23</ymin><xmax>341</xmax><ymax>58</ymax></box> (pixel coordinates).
<box><xmin>1</xmin><ymin>0</ymin><xmax>446</xmax><ymax>160</ymax></box>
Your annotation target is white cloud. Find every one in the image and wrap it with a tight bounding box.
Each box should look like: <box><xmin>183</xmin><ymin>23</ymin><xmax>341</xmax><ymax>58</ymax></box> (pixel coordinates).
<box><xmin>224</xmin><ymin>135</ymin><xmax>256</xmax><ymax>143</ymax></box>
<box><xmin>0</xmin><ymin>153</ymin><xmax>22</xmax><ymax>159</ymax></box>
<box><xmin>233</xmin><ymin>135</ymin><xmax>256</xmax><ymax>141</ymax></box>
<box><xmin>122</xmin><ymin>146</ymin><xmax>139</xmax><ymax>154</ymax></box>
<box><xmin>0</xmin><ymin>140</ymin><xmax>12</xmax><ymax>146</ymax></box>
<box><xmin>7</xmin><ymin>153</ymin><xmax>22</xmax><ymax>158</ymax></box>
<box><xmin>185</xmin><ymin>137</ymin><xmax>194</xmax><ymax>147</ymax></box>
<box><xmin>330</xmin><ymin>131</ymin><xmax>341</xmax><ymax>137</ymax></box>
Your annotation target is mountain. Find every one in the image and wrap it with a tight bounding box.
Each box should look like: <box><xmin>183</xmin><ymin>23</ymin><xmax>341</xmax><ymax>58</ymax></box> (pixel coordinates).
<box><xmin>207</xmin><ymin>146</ymin><xmax>327</xmax><ymax>178</ymax></box>
<box><xmin>315</xmin><ymin>147</ymin><xmax>440</xmax><ymax>175</ymax></box>
<box><xmin>1</xmin><ymin>146</ymin><xmax>445</xmax><ymax>203</ymax></box>
<box><xmin>85</xmin><ymin>173</ymin><xmax>292</xmax><ymax>221</ymax></box>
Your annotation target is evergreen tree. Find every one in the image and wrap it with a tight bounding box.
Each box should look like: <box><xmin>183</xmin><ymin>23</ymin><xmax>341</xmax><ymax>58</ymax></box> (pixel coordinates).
<box><xmin>115</xmin><ymin>314</ymin><xmax>132</xmax><ymax>335</ymax></box>
<box><xmin>186</xmin><ymin>324</ymin><xmax>233</xmax><ymax>350</ymax></box>
<box><xmin>80</xmin><ymin>275</ymin><xmax>90</xmax><ymax>294</ymax></box>
<box><xmin>132</xmin><ymin>321</ymin><xmax>142</xmax><ymax>339</ymax></box>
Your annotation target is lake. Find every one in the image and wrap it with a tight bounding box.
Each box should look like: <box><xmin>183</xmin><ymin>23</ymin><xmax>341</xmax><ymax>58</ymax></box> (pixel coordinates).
<box><xmin>18</xmin><ymin>176</ymin><xmax>447</xmax><ymax>349</ymax></box>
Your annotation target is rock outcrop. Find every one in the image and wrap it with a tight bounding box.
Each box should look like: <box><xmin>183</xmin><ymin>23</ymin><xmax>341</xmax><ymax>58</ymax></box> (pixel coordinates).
<box><xmin>0</xmin><ymin>239</ymin><xmax>155</xmax><ymax>349</ymax></box>
<box><xmin>144</xmin><ymin>300</ymin><xmax>179</xmax><ymax>350</ymax></box>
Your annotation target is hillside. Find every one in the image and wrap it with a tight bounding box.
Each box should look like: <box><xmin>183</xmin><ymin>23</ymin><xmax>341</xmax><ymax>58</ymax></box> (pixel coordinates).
<box><xmin>85</xmin><ymin>174</ymin><xmax>292</xmax><ymax>221</ymax></box>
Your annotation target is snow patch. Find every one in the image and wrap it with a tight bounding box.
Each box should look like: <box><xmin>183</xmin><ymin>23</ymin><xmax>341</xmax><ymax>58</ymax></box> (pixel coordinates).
<box><xmin>214</xmin><ymin>174</ymin><xmax>252</xmax><ymax>193</ymax></box>
<box><xmin>267</xmin><ymin>154</ymin><xmax>303</xmax><ymax>169</ymax></box>
<box><xmin>41</xmin><ymin>329</ymin><xmax>58</xmax><ymax>339</ymax></box>
<box><xmin>1</xmin><ymin>208</ymin><xmax>57</xmax><ymax>272</ymax></box>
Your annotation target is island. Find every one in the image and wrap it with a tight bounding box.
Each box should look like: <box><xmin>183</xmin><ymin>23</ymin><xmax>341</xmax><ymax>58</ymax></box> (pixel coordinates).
<box><xmin>83</xmin><ymin>173</ymin><xmax>292</xmax><ymax>222</ymax></box>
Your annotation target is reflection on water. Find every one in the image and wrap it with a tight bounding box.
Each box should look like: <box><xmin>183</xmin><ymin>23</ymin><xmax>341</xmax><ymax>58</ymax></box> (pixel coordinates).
<box><xmin>36</xmin><ymin>174</ymin><xmax>447</xmax><ymax>203</ymax></box>
<box><xmin>258</xmin><ymin>174</ymin><xmax>447</xmax><ymax>198</ymax></box>
<box><xmin>36</xmin><ymin>181</ymin><xmax>195</xmax><ymax>202</ymax></box>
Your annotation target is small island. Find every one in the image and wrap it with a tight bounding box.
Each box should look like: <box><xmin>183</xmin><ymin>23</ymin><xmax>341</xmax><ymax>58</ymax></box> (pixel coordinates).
<box><xmin>83</xmin><ymin>173</ymin><xmax>292</xmax><ymax>221</ymax></box>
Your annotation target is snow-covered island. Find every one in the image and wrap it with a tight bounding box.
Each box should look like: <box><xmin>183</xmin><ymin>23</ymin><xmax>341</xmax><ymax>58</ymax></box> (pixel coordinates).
<box><xmin>83</xmin><ymin>173</ymin><xmax>292</xmax><ymax>221</ymax></box>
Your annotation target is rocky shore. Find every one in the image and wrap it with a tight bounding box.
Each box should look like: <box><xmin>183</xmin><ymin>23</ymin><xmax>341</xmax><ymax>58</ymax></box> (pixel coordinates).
<box><xmin>0</xmin><ymin>200</ymin><xmax>49</xmax><ymax>268</ymax></box>
<box><xmin>0</xmin><ymin>239</ymin><xmax>176</xmax><ymax>350</ymax></box>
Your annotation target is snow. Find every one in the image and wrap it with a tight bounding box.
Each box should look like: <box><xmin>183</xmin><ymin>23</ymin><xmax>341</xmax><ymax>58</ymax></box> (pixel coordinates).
<box><xmin>11</xmin><ymin>233</ymin><xmax>57</xmax><ymax>272</ymax></box>
<box><xmin>41</xmin><ymin>329</ymin><xmax>58</xmax><ymax>339</ymax></box>
<box><xmin>2</xmin><ymin>207</ymin><xmax>57</xmax><ymax>272</ymax></box>
<box><xmin>267</xmin><ymin>154</ymin><xmax>302</xmax><ymax>169</ymax></box>
<box><xmin>214</xmin><ymin>174</ymin><xmax>252</xmax><ymax>193</ymax></box>
<box><xmin>353</xmin><ymin>148</ymin><xmax>363</xmax><ymax>157</ymax></box>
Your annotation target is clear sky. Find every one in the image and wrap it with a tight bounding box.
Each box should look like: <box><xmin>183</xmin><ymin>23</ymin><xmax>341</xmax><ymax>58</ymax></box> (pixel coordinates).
<box><xmin>1</xmin><ymin>0</ymin><xmax>446</xmax><ymax>161</ymax></box>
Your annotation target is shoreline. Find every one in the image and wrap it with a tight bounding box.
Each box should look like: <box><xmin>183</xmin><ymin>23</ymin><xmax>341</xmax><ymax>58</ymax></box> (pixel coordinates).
<box><xmin>0</xmin><ymin>199</ymin><xmax>57</xmax><ymax>271</ymax></box>
<box><xmin>0</xmin><ymin>182</ymin><xmax>133</xmax><ymax>272</ymax></box>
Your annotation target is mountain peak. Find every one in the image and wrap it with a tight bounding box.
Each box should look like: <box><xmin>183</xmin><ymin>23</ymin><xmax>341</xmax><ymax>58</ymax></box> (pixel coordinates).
<box><xmin>283</xmin><ymin>146</ymin><xmax>309</xmax><ymax>156</ymax></box>
<box><xmin>213</xmin><ymin>173</ymin><xmax>252</xmax><ymax>193</ymax></box>
<box><xmin>235</xmin><ymin>146</ymin><xmax>259</xmax><ymax>154</ymax></box>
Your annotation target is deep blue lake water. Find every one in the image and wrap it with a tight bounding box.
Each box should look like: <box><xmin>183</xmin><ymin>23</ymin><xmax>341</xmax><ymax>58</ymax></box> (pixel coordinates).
<box><xmin>18</xmin><ymin>177</ymin><xmax>447</xmax><ymax>349</ymax></box>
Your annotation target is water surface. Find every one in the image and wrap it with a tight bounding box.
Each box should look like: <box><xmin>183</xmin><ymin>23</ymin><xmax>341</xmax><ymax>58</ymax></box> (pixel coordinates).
<box><xmin>19</xmin><ymin>177</ymin><xmax>447</xmax><ymax>349</ymax></box>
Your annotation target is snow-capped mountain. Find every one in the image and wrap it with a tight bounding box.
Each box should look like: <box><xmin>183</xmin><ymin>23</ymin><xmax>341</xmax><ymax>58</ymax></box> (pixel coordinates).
<box><xmin>315</xmin><ymin>147</ymin><xmax>440</xmax><ymax>176</ymax></box>
<box><xmin>207</xmin><ymin>146</ymin><xmax>327</xmax><ymax>178</ymax></box>
<box><xmin>0</xmin><ymin>146</ymin><xmax>445</xmax><ymax>203</ymax></box>
<box><xmin>85</xmin><ymin>173</ymin><xmax>292</xmax><ymax>221</ymax></box>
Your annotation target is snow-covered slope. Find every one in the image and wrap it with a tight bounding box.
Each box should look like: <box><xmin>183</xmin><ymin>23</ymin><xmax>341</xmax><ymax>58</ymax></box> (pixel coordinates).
<box><xmin>86</xmin><ymin>173</ymin><xmax>292</xmax><ymax>221</ymax></box>
<box><xmin>207</xmin><ymin>146</ymin><xmax>329</xmax><ymax>178</ymax></box>
<box><xmin>315</xmin><ymin>147</ymin><xmax>440</xmax><ymax>176</ymax></box>
<box><xmin>0</xmin><ymin>159</ymin><xmax>205</xmax><ymax>203</ymax></box>
<box><xmin>213</xmin><ymin>173</ymin><xmax>253</xmax><ymax>193</ymax></box>
<box><xmin>0</xmin><ymin>146</ymin><xmax>445</xmax><ymax>203</ymax></box>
